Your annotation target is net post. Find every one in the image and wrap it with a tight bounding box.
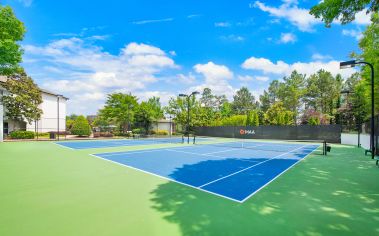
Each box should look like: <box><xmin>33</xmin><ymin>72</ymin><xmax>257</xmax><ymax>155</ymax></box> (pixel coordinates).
<box><xmin>193</xmin><ymin>135</ymin><xmax>196</xmax><ymax>144</ymax></box>
<box><xmin>323</xmin><ymin>140</ymin><xmax>327</xmax><ymax>156</ymax></box>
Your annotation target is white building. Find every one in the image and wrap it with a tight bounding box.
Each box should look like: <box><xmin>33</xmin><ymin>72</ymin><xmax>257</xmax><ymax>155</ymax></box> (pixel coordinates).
<box><xmin>151</xmin><ymin>119</ymin><xmax>176</xmax><ymax>134</ymax></box>
<box><xmin>0</xmin><ymin>76</ymin><xmax>68</xmax><ymax>141</ymax></box>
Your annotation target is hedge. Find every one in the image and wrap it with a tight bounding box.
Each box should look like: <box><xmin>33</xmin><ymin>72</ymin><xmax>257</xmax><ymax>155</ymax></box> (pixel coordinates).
<box><xmin>10</xmin><ymin>131</ymin><xmax>35</xmax><ymax>139</ymax></box>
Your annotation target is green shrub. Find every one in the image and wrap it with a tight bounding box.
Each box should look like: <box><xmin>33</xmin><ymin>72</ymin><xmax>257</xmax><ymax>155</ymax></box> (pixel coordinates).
<box><xmin>221</xmin><ymin>115</ymin><xmax>247</xmax><ymax>126</ymax></box>
<box><xmin>156</xmin><ymin>130</ymin><xmax>168</xmax><ymax>135</ymax></box>
<box><xmin>308</xmin><ymin>117</ymin><xmax>321</xmax><ymax>125</ymax></box>
<box><xmin>10</xmin><ymin>131</ymin><xmax>35</xmax><ymax>139</ymax></box>
<box><xmin>71</xmin><ymin>115</ymin><xmax>91</xmax><ymax>136</ymax></box>
<box><xmin>132</xmin><ymin>128</ymin><xmax>142</xmax><ymax>134</ymax></box>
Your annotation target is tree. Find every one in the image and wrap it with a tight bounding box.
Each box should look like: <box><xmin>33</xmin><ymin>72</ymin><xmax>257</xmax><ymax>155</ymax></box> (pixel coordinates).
<box><xmin>134</xmin><ymin>97</ymin><xmax>164</xmax><ymax>134</ymax></box>
<box><xmin>278</xmin><ymin>71</ymin><xmax>306</xmax><ymax>123</ymax></box>
<box><xmin>301</xmin><ymin>109</ymin><xmax>331</xmax><ymax>125</ymax></box>
<box><xmin>66</xmin><ymin>114</ymin><xmax>78</xmax><ymax>131</ymax></box>
<box><xmin>220</xmin><ymin>101</ymin><xmax>233</xmax><ymax>118</ymax></box>
<box><xmin>99</xmin><ymin>93</ymin><xmax>138</xmax><ymax>133</ymax></box>
<box><xmin>232</xmin><ymin>87</ymin><xmax>256</xmax><ymax>114</ymax></box>
<box><xmin>0</xmin><ymin>6</ymin><xmax>26</xmax><ymax>75</ymax></box>
<box><xmin>147</xmin><ymin>97</ymin><xmax>164</xmax><ymax>120</ymax></box>
<box><xmin>310</xmin><ymin>0</ymin><xmax>379</xmax><ymax>27</ymax></box>
<box><xmin>92</xmin><ymin>115</ymin><xmax>114</xmax><ymax>132</ymax></box>
<box><xmin>305</xmin><ymin>70</ymin><xmax>342</xmax><ymax>119</ymax></box>
<box><xmin>221</xmin><ymin>115</ymin><xmax>247</xmax><ymax>126</ymax></box>
<box><xmin>135</xmin><ymin>101</ymin><xmax>155</xmax><ymax>134</ymax></box>
<box><xmin>1</xmin><ymin>73</ymin><xmax>43</xmax><ymax>129</ymax></box>
<box><xmin>264</xmin><ymin>102</ymin><xmax>294</xmax><ymax>125</ymax></box>
<box><xmin>71</xmin><ymin>115</ymin><xmax>91</xmax><ymax>136</ymax></box>
<box><xmin>351</xmin><ymin>13</ymin><xmax>379</xmax><ymax>113</ymax></box>
<box><xmin>165</xmin><ymin>95</ymin><xmax>198</xmax><ymax>132</ymax></box>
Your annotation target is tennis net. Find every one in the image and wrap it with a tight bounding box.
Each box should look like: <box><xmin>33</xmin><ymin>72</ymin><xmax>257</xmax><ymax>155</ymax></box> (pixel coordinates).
<box><xmin>133</xmin><ymin>134</ymin><xmax>184</xmax><ymax>144</ymax></box>
<box><xmin>194</xmin><ymin>136</ymin><xmax>327</xmax><ymax>155</ymax></box>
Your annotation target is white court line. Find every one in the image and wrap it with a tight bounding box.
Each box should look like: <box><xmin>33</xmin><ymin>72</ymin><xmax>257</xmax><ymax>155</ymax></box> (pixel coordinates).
<box><xmin>165</xmin><ymin>148</ymin><xmax>226</xmax><ymax>159</ymax></box>
<box><xmin>240</xmin><ymin>145</ymin><xmax>320</xmax><ymax>203</ymax></box>
<box><xmin>198</xmin><ymin>144</ymin><xmax>312</xmax><ymax>188</ymax></box>
<box><xmin>93</xmin><ymin>144</ymin><xmax>194</xmax><ymax>157</ymax></box>
<box><xmin>203</xmin><ymin>148</ymin><xmax>242</xmax><ymax>155</ymax></box>
<box><xmin>90</xmin><ymin>153</ymin><xmax>243</xmax><ymax>203</ymax></box>
<box><xmin>90</xmin><ymin>144</ymin><xmax>320</xmax><ymax>203</ymax></box>
<box><xmin>53</xmin><ymin>142</ymin><xmax>75</xmax><ymax>150</ymax></box>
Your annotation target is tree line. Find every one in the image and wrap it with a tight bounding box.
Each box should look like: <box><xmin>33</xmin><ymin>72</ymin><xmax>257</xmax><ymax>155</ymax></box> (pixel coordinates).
<box><xmin>1</xmin><ymin>2</ymin><xmax>378</xmax><ymax>137</ymax></box>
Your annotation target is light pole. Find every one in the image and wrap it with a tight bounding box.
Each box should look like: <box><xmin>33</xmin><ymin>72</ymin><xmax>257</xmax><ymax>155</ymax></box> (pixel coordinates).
<box><xmin>169</xmin><ymin>114</ymin><xmax>172</xmax><ymax>139</ymax></box>
<box><xmin>340</xmin><ymin>60</ymin><xmax>375</xmax><ymax>159</ymax></box>
<box><xmin>179</xmin><ymin>91</ymin><xmax>199</xmax><ymax>144</ymax></box>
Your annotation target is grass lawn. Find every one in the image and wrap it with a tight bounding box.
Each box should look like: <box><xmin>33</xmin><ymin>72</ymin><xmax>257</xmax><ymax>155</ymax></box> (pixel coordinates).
<box><xmin>0</xmin><ymin>141</ymin><xmax>378</xmax><ymax>236</ymax></box>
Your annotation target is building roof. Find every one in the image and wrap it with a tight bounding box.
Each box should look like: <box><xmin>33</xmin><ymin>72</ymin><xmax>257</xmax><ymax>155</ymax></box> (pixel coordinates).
<box><xmin>0</xmin><ymin>76</ymin><xmax>68</xmax><ymax>100</ymax></box>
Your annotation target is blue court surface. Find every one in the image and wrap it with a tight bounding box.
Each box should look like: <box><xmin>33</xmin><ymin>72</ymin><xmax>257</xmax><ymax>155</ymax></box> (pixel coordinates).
<box><xmin>93</xmin><ymin>141</ymin><xmax>319</xmax><ymax>202</ymax></box>
<box><xmin>55</xmin><ymin>137</ymin><xmax>187</xmax><ymax>149</ymax></box>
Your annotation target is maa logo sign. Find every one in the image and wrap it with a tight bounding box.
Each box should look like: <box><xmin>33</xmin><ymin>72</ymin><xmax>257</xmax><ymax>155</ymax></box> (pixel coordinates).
<box><xmin>239</xmin><ymin>129</ymin><xmax>255</xmax><ymax>135</ymax></box>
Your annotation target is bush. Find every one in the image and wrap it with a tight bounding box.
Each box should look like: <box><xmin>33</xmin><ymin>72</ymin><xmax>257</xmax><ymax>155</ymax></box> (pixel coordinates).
<box><xmin>221</xmin><ymin>115</ymin><xmax>247</xmax><ymax>126</ymax></box>
<box><xmin>156</xmin><ymin>130</ymin><xmax>168</xmax><ymax>135</ymax></box>
<box><xmin>132</xmin><ymin>128</ymin><xmax>142</xmax><ymax>134</ymax></box>
<box><xmin>308</xmin><ymin>117</ymin><xmax>321</xmax><ymax>125</ymax></box>
<box><xmin>71</xmin><ymin>115</ymin><xmax>91</xmax><ymax>136</ymax></box>
<box><xmin>113</xmin><ymin>131</ymin><xmax>131</xmax><ymax>137</ymax></box>
<box><xmin>10</xmin><ymin>131</ymin><xmax>35</xmax><ymax>139</ymax></box>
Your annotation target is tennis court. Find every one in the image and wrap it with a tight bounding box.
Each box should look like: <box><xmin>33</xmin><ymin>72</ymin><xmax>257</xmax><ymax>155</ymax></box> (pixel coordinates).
<box><xmin>55</xmin><ymin>137</ymin><xmax>186</xmax><ymax>149</ymax></box>
<box><xmin>93</xmin><ymin>140</ymin><xmax>320</xmax><ymax>202</ymax></box>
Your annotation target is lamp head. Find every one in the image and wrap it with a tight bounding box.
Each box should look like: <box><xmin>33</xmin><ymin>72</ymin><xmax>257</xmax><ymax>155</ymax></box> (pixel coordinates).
<box><xmin>340</xmin><ymin>60</ymin><xmax>357</xmax><ymax>69</ymax></box>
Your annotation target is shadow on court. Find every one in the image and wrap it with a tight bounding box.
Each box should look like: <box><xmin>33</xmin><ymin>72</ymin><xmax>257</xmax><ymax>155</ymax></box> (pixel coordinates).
<box><xmin>150</xmin><ymin>145</ymin><xmax>379</xmax><ymax>236</ymax></box>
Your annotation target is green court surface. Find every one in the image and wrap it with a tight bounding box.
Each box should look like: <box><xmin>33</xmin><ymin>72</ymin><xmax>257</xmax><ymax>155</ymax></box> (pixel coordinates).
<box><xmin>0</xmin><ymin>141</ymin><xmax>378</xmax><ymax>236</ymax></box>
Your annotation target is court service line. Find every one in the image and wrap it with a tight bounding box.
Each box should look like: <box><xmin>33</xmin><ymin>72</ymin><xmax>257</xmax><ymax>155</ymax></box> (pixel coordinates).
<box><xmin>93</xmin><ymin>145</ymin><xmax>194</xmax><ymax>157</ymax></box>
<box><xmin>239</xmin><ymin>145</ymin><xmax>320</xmax><ymax>203</ymax></box>
<box><xmin>89</xmin><ymin>153</ymin><xmax>243</xmax><ymax>203</ymax></box>
<box><xmin>165</xmin><ymin>148</ymin><xmax>227</xmax><ymax>159</ymax></box>
<box><xmin>198</xmin><ymin>145</ymin><xmax>311</xmax><ymax>188</ymax></box>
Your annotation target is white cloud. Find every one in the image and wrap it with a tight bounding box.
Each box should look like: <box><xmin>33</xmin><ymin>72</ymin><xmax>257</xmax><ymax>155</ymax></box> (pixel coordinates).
<box><xmin>132</xmin><ymin>18</ymin><xmax>174</xmax><ymax>25</ymax></box>
<box><xmin>215</xmin><ymin>22</ymin><xmax>231</xmax><ymax>27</ymax></box>
<box><xmin>220</xmin><ymin>34</ymin><xmax>245</xmax><ymax>42</ymax></box>
<box><xmin>342</xmin><ymin>29</ymin><xmax>363</xmax><ymax>41</ymax></box>
<box><xmin>238</xmin><ymin>75</ymin><xmax>254</xmax><ymax>82</ymax></box>
<box><xmin>253</xmin><ymin>1</ymin><xmax>320</xmax><ymax>32</ymax></box>
<box><xmin>255</xmin><ymin>76</ymin><xmax>270</xmax><ymax>82</ymax></box>
<box><xmin>192</xmin><ymin>62</ymin><xmax>235</xmax><ymax>98</ymax></box>
<box><xmin>194</xmin><ymin>62</ymin><xmax>233</xmax><ymax>81</ymax></box>
<box><xmin>177</xmin><ymin>73</ymin><xmax>197</xmax><ymax>85</ymax></box>
<box><xmin>24</xmin><ymin>39</ymin><xmax>178</xmax><ymax>114</ymax></box>
<box><xmin>253</xmin><ymin>1</ymin><xmax>371</xmax><ymax>31</ymax></box>
<box><xmin>242</xmin><ymin>56</ymin><xmax>356</xmax><ymax>78</ymax></box>
<box><xmin>311</xmin><ymin>53</ymin><xmax>333</xmax><ymax>61</ymax></box>
<box><xmin>17</xmin><ymin>0</ymin><xmax>33</xmax><ymax>7</ymax></box>
<box><xmin>354</xmin><ymin>11</ymin><xmax>372</xmax><ymax>25</ymax></box>
<box><xmin>87</xmin><ymin>35</ymin><xmax>109</xmax><ymax>41</ymax></box>
<box><xmin>238</xmin><ymin>75</ymin><xmax>269</xmax><ymax>82</ymax></box>
<box><xmin>279</xmin><ymin>33</ymin><xmax>297</xmax><ymax>43</ymax></box>
<box><xmin>187</xmin><ymin>14</ymin><xmax>201</xmax><ymax>19</ymax></box>
<box><xmin>123</xmin><ymin>42</ymin><xmax>165</xmax><ymax>55</ymax></box>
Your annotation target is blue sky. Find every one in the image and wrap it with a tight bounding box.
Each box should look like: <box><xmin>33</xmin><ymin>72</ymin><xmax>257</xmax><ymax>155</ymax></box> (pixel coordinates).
<box><xmin>4</xmin><ymin>0</ymin><xmax>370</xmax><ymax>115</ymax></box>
